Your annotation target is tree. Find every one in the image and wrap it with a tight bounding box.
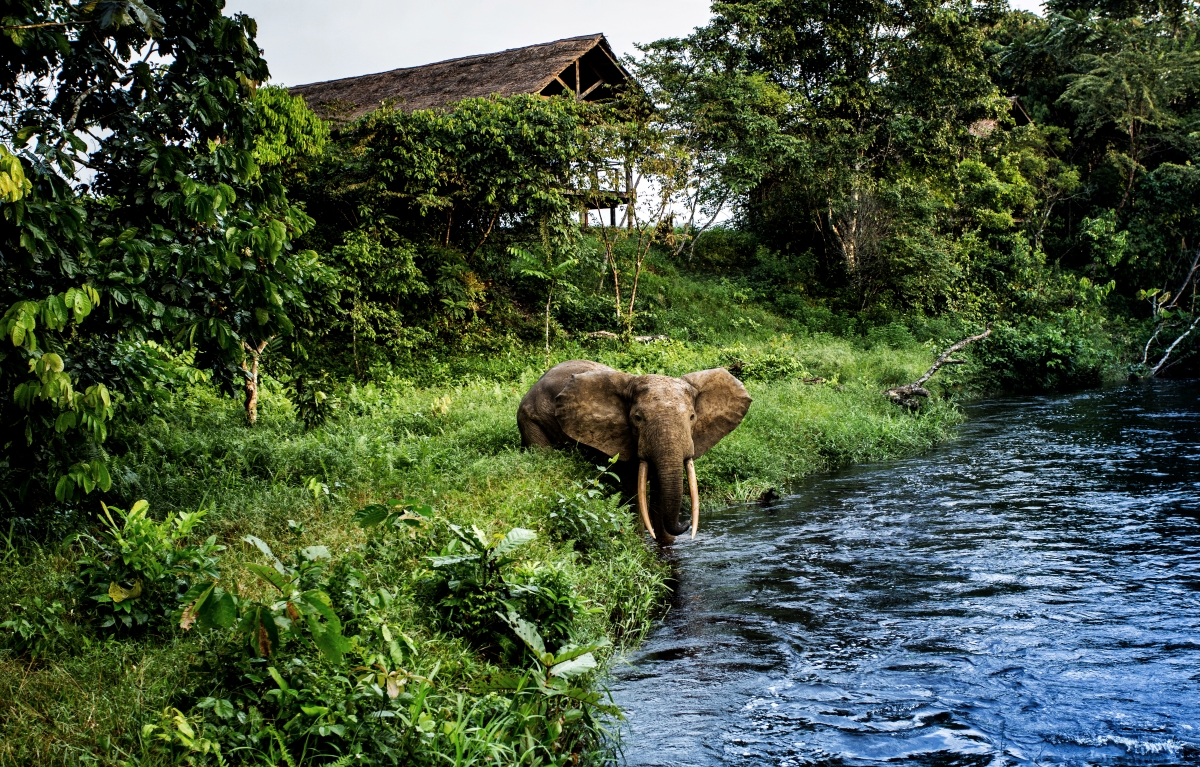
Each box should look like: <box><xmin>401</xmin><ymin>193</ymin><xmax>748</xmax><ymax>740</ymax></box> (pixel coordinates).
<box><xmin>636</xmin><ymin>0</ymin><xmax>1012</xmax><ymax>312</ymax></box>
<box><xmin>1</xmin><ymin>0</ymin><xmax>332</xmax><ymax>513</ymax></box>
<box><xmin>294</xmin><ymin>95</ymin><xmax>599</xmax><ymax>372</ymax></box>
<box><xmin>1058</xmin><ymin>17</ymin><xmax>1200</xmax><ymax>211</ymax></box>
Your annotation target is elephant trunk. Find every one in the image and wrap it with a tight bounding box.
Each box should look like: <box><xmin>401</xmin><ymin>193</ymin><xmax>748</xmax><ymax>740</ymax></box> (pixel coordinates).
<box><xmin>654</xmin><ymin>452</ymin><xmax>691</xmax><ymax>538</ymax></box>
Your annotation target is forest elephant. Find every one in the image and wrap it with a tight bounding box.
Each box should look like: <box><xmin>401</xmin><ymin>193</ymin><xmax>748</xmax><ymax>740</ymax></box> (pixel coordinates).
<box><xmin>518</xmin><ymin>360</ymin><xmax>752</xmax><ymax>544</ymax></box>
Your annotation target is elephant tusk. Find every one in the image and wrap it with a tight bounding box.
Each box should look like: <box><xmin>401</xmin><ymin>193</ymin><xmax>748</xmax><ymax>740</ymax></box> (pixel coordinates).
<box><xmin>687</xmin><ymin>459</ymin><xmax>700</xmax><ymax>539</ymax></box>
<box><xmin>637</xmin><ymin>461</ymin><xmax>655</xmax><ymax>539</ymax></box>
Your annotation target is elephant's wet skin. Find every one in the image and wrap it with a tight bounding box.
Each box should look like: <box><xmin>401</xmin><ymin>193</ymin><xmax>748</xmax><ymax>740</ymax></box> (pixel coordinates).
<box><xmin>517</xmin><ymin>359</ymin><xmax>751</xmax><ymax>544</ymax></box>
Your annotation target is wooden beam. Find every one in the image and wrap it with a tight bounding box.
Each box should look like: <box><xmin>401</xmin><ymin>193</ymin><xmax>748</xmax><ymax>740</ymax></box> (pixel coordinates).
<box><xmin>574</xmin><ymin>59</ymin><xmax>581</xmax><ymax>100</ymax></box>
<box><xmin>589</xmin><ymin>40</ymin><xmax>632</xmax><ymax>84</ymax></box>
<box><xmin>579</xmin><ymin>79</ymin><xmax>606</xmax><ymax>100</ymax></box>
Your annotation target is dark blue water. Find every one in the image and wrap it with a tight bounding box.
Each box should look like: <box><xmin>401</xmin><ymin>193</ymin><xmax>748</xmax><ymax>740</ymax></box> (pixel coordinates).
<box><xmin>610</xmin><ymin>382</ymin><xmax>1200</xmax><ymax>766</ymax></box>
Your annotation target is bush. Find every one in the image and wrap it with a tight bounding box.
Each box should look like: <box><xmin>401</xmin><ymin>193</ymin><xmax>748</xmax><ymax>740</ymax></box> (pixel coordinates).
<box><xmin>0</xmin><ymin>596</ymin><xmax>72</xmax><ymax>659</ymax></box>
<box><xmin>865</xmin><ymin>322</ymin><xmax>917</xmax><ymax>350</ymax></box>
<box><xmin>422</xmin><ymin>522</ymin><xmax>584</xmax><ymax>665</ymax></box>
<box><xmin>546</xmin><ymin>459</ymin><xmax>628</xmax><ymax>556</ymax></box>
<box><xmin>974</xmin><ymin>313</ymin><xmax>1114</xmax><ymax>391</ymax></box>
<box><xmin>74</xmin><ymin>501</ymin><xmax>223</xmax><ymax>633</ymax></box>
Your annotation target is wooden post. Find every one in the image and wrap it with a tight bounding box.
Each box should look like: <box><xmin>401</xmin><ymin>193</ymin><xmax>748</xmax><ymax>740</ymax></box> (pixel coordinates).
<box><xmin>575</xmin><ymin>60</ymin><xmax>581</xmax><ymax>100</ymax></box>
<box><xmin>610</xmin><ymin>206</ymin><xmax>616</xmax><ymax>227</ymax></box>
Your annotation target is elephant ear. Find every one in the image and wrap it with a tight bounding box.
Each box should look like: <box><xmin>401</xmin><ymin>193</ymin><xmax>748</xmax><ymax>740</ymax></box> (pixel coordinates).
<box><xmin>554</xmin><ymin>369</ymin><xmax>637</xmax><ymax>460</ymax></box>
<box><xmin>682</xmin><ymin>368</ymin><xmax>753</xmax><ymax>458</ymax></box>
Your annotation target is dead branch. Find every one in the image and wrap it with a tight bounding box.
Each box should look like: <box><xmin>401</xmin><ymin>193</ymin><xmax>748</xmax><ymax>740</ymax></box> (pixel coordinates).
<box><xmin>1142</xmin><ymin>323</ymin><xmax>1164</xmax><ymax>365</ymax></box>
<box><xmin>1149</xmin><ymin>314</ymin><xmax>1200</xmax><ymax>376</ymax></box>
<box><xmin>1164</xmin><ymin>247</ymin><xmax>1200</xmax><ymax>310</ymax></box>
<box><xmin>1139</xmin><ymin>246</ymin><xmax>1199</xmax><ymax>375</ymax></box>
<box><xmin>885</xmin><ymin>326</ymin><xmax>991</xmax><ymax>409</ymax></box>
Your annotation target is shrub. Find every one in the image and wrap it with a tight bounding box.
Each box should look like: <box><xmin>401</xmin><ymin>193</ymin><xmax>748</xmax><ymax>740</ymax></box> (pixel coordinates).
<box><xmin>0</xmin><ymin>596</ymin><xmax>72</xmax><ymax>659</ymax></box>
<box><xmin>719</xmin><ymin>347</ymin><xmax>811</xmax><ymax>381</ymax></box>
<box><xmin>865</xmin><ymin>322</ymin><xmax>917</xmax><ymax>350</ymax></box>
<box><xmin>546</xmin><ymin>459</ymin><xmax>628</xmax><ymax>556</ymax></box>
<box><xmin>974</xmin><ymin>313</ymin><xmax>1114</xmax><ymax>391</ymax></box>
<box><xmin>74</xmin><ymin>501</ymin><xmax>223</xmax><ymax>632</ymax></box>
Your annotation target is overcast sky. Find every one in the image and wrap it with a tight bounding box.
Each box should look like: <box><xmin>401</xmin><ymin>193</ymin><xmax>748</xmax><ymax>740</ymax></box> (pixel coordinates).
<box><xmin>225</xmin><ymin>0</ymin><xmax>1045</xmax><ymax>87</ymax></box>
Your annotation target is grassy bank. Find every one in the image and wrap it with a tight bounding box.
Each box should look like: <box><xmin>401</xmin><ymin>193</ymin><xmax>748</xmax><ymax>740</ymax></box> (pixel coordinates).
<box><xmin>0</xmin><ymin>284</ymin><xmax>966</xmax><ymax>766</ymax></box>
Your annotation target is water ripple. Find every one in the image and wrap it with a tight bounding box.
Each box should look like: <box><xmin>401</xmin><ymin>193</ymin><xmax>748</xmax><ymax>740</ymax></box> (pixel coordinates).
<box><xmin>610</xmin><ymin>382</ymin><xmax>1200</xmax><ymax>766</ymax></box>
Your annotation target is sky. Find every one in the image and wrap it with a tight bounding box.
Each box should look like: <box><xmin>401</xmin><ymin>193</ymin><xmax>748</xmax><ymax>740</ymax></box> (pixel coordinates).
<box><xmin>226</xmin><ymin>0</ymin><xmax>1046</xmax><ymax>87</ymax></box>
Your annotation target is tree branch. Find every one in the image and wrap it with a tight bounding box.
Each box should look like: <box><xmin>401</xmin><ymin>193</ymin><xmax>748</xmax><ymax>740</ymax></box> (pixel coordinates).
<box><xmin>1165</xmin><ymin>247</ymin><xmax>1200</xmax><ymax>310</ymax></box>
<box><xmin>1150</xmin><ymin>314</ymin><xmax>1200</xmax><ymax>377</ymax></box>
<box><xmin>885</xmin><ymin>326</ymin><xmax>991</xmax><ymax>409</ymax></box>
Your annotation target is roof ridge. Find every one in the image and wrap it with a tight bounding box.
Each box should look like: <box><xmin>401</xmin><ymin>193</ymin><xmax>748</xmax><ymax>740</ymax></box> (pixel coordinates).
<box><xmin>292</xmin><ymin>33</ymin><xmax>605</xmax><ymax>91</ymax></box>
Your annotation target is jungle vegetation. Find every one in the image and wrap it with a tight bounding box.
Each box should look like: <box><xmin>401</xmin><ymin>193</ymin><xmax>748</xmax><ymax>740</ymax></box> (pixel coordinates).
<box><xmin>1</xmin><ymin>0</ymin><xmax>1198</xmax><ymax>763</ymax></box>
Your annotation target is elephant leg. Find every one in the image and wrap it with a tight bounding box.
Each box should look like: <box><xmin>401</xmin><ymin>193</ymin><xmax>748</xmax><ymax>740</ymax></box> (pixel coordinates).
<box><xmin>613</xmin><ymin>459</ymin><xmax>639</xmax><ymax>509</ymax></box>
<box><xmin>519</xmin><ymin>417</ymin><xmax>554</xmax><ymax>448</ymax></box>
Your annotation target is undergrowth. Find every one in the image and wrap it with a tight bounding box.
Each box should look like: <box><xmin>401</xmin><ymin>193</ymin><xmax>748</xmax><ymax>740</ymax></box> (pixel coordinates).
<box><xmin>1</xmin><ymin>275</ymin><xmax>970</xmax><ymax>765</ymax></box>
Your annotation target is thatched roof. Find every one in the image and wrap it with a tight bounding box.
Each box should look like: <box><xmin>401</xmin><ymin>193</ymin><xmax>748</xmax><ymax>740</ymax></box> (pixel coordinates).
<box><xmin>290</xmin><ymin>33</ymin><xmax>632</xmax><ymax>123</ymax></box>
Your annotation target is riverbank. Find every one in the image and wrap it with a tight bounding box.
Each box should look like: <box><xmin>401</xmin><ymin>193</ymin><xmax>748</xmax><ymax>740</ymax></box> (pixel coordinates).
<box><xmin>0</xmin><ymin>317</ymin><xmax>965</xmax><ymax>765</ymax></box>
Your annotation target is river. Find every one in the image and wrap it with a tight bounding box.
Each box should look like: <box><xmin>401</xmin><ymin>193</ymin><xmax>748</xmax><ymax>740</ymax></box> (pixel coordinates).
<box><xmin>609</xmin><ymin>381</ymin><xmax>1200</xmax><ymax>766</ymax></box>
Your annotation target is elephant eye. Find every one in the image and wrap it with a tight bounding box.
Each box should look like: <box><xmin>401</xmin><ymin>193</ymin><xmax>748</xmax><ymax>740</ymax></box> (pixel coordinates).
<box><xmin>690</xmin><ymin>413</ymin><xmax>696</xmax><ymax>420</ymax></box>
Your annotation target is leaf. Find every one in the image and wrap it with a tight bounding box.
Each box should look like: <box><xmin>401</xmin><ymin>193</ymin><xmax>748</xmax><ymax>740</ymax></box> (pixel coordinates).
<box><xmin>497</xmin><ymin>610</ymin><xmax>545</xmax><ymax>656</ymax></box>
<box><xmin>249</xmin><ymin>607</ymin><xmax>280</xmax><ymax>657</ymax></box>
<box><xmin>54</xmin><ymin>475</ymin><xmax>75</xmax><ymax>503</ymax></box>
<box><xmin>354</xmin><ymin>504</ymin><xmax>390</xmax><ymax>528</ymax></box>
<box><xmin>198</xmin><ymin>590</ymin><xmax>236</xmax><ymax>630</ymax></box>
<box><xmin>299</xmin><ymin>545</ymin><xmax>330</xmax><ymax>561</ymax></box>
<box><xmin>426</xmin><ymin>554</ymin><xmax>479</xmax><ymax>568</ymax></box>
<box><xmin>267</xmin><ymin>666</ymin><xmax>288</xmax><ymax>691</ymax></box>
<box><xmin>550</xmin><ymin>638</ymin><xmax>610</xmax><ymax>664</ymax></box>
<box><xmin>243</xmin><ymin>535</ymin><xmax>287</xmax><ymax>574</ymax></box>
<box><xmin>180</xmin><ymin>582</ymin><xmax>215</xmax><ymax>630</ymax></box>
<box><xmin>549</xmin><ymin>653</ymin><xmax>597</xmax><ymax>679</ymax></box>
<box><xmin>309</xmin><ymin>619</ymin><xmax>351</xmax><ymax>664</ymax></box>
<box><xmin>108</xmin><ymin>579</ymin><xmax>143</xmax><ymax>603</ymax></box>
<box><xmin>386</xmin><ymin>675</ymin><xmax>403</xmax><ymax>699</ymax></box>
<box><xmin>93</xmin><ymin>461</ymin><xmax>112</xmax><ymax>492</ymax></box>
<box><xmin>491</xmin><ymin>527</ymin><xmax>536</xmax><ymax>560</ymax></box>
<box><xmin>246</xmin><ymin>563</ymin><xmax>292</xmax><ymax>593</ymax></box>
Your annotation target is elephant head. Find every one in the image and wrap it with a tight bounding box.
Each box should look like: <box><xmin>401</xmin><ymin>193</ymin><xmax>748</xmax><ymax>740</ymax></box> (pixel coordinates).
<box><xmin>554</xmin><ymin>368</ymin><xmax>751</xmax><ymax>543</ymax></box>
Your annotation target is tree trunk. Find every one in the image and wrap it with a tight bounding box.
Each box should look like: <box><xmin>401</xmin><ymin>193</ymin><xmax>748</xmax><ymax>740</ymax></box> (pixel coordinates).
<box><xmin>544</xmin><ymin>284</ymin><xmax>553</xmax><ymax>370</ymax></box>
<box><xmin>242</xmin><ymin>339</ymin><xmax>269</xmax><ymax>425</ymax></box>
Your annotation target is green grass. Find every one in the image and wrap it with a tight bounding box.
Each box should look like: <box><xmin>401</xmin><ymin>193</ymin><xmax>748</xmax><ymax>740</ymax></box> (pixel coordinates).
<box><xmin>0</xmin><ymin>274</ymin><xmax>968</xmax><ymax>766</ymax></box>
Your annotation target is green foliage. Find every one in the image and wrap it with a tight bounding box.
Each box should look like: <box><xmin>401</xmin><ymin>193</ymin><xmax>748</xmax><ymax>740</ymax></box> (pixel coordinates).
<box><xmin>0</xmin><ymin>596</ymin><xmax>71</xmax><ymax>659</ymax></box>
<box><xmin>974</xmin><ymin>314</ymin><xmax>1115</xmax><ymax>391</ymax></box>
<box><xmin>422</xmin><ymin>522</ymin><xmax>583</xmax><ymax>663</ymax></box>
<box><xmin>75</xmin><ymin>500</ymin><xmax>222</xmax><ymax>632</ymax></box>
<box><xmin>1</xmin><ymin>0</ymin><xmax>337</xmax><ymax>509</ymax></box>
<box><xmin>253</xmin><ymin>85</ymin><xmax>330</xmax><ymax>168</ymax></box>
<box><xmin>139</xmin><ymin>707</ymin><xmax>226</xmax><ymax>767</ymax></box>
<box><xmin>297</xmin><ymin>95</ymin><xmax>598</xmax><ymax>373</ymax></box>
<box><xmin>547</xmin><ymin>458</ymin><xmax>629</xmax><ymax>557</ymax></box>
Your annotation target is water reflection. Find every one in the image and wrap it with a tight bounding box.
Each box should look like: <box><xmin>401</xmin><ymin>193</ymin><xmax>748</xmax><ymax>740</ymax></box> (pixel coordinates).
<box><xmin>609</xmin><ymin>381</ymin><xmax>1200</xmax><ymax>766</ymax></box>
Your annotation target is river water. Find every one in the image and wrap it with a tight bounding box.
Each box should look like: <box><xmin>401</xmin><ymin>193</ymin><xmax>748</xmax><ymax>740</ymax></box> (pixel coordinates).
<box><xmin>609</xmin><ymin>381</ymin><xmax>1200</xmax><ymax>766</ymax></box>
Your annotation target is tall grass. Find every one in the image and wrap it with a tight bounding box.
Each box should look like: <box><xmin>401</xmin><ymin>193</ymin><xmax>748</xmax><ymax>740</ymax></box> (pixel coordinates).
<box><xmin>0</xmin><ymin>277</ymin><xmax>968</xmax><ymax>765</ymax></box>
